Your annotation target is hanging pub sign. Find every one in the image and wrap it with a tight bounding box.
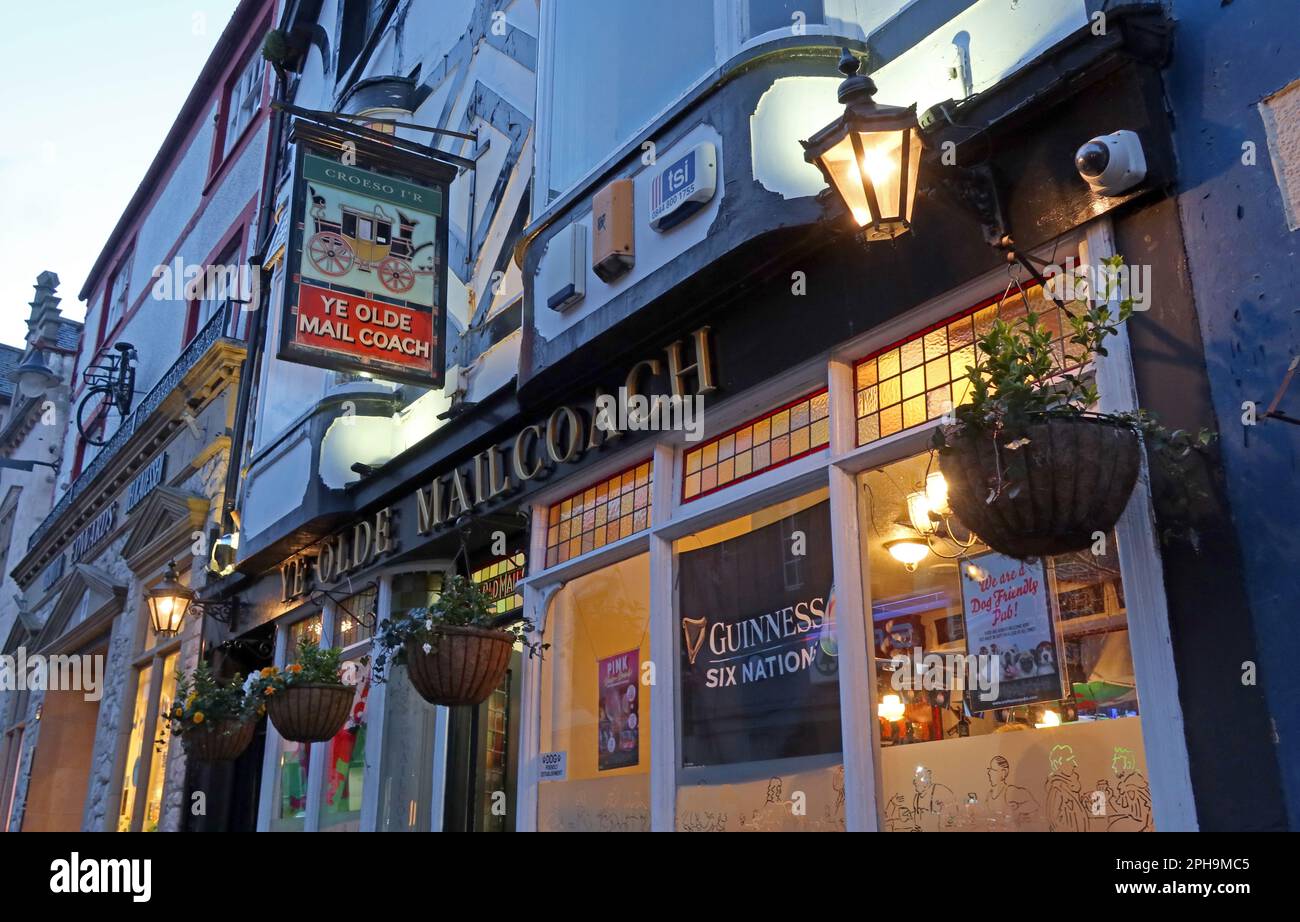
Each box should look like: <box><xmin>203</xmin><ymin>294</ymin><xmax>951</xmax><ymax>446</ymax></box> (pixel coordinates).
<box><xmin>677</xmin><ymin>500</ymin><xmax>840</xmax><ymax>767</ymax></box>
<box><xmin>278</xmin><ymin>121</ymin><xmax>454</xmax><ymax>387</ymax></box>
<box><xmin>959</xmin><ymin>550</ymin><xmax>1065</xmax><ymax>712</ymax></box>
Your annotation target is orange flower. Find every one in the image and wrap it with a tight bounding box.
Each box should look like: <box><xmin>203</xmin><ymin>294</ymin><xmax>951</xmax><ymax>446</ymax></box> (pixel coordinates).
<box><xmin>260</xmin><ymin>666</ymin><xmax>278</xmax><ymax>678</ymax></box>
<box><xmin>264</xmin><ymin>687</ymin><xmax>276</xmax><ymax>696</ymax></box>
<box><xmin>287</xmin><ymin>664</ymin><xmax>303</xmax><ymax>674</ymax></box>
<box><xmin>193</xmin><ymin>712</ymin><xmax>206</xmax><ymax>725</ymax></box>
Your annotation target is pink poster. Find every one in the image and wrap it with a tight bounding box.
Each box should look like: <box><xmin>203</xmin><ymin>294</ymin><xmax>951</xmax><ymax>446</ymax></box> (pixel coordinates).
<box><xmin>598</xmin><ymin>649</ymin><xmax>640</xmax><ymax>771</ymax></box>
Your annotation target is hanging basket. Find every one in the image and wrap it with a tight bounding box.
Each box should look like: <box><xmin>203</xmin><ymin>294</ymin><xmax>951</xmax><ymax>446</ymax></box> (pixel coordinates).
<box><xmin>404</xmin><ymin>626</ymin><xmax>514</xmax><ymax>707</ymax></box>
<box><xmin>266</xmin><ymin>683</ymin><xmax>354</xmax><ymax>743</ymax></box>
<box><xmin>182</xmin><ymin>719</ymin><xmax>257</xmax><ymax>762</ymax></box>
<box><xmin>940</xmin><ymin>416</ymin><xmax>1141</xmax><ymax>559</ymax></box>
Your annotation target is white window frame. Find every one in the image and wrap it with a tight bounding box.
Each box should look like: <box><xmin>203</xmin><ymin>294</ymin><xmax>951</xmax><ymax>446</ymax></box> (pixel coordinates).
<box><xmin>224</xmin><ymin>52</ymin><xmax>265</xmax><ymax>160</ymax></box>
<box><xmin>515</xmin><ymin>218</ymin><xmax>1198</xmax><ymax>831</ymax></box>
<box><xmin>533</xmin><ymin>0</ymin><xmax>890</xmax><ymax>218</ymax></box>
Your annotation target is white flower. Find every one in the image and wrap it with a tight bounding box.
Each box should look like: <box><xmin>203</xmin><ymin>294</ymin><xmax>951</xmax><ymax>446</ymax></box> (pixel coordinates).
<box><xmin>422</xmin><ymin>643</ymin><xmax>432</xmax><ymax>654</ymax></box>
<box><xmin>424</xmin><ymin>619</ymin><xmax>433</xmax><ymax>631</ymax></box>
<box><xmin>242</xmin><ymin>674</ymin><xmax>258</xmax><ymax>695</ymax></box>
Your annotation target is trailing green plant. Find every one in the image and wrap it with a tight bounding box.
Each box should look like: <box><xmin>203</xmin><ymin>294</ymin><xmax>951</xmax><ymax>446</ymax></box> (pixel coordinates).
<box><xmin>168</xmin><ymin>661</ymin><xmax>259</xmax><ymax>737</ymax></box>
<box><xmin>932</xmin><ymin>255</ymin><xmax>1216</xmax><ymax>539</ymax></box>
<box><xmin>372</xmin><ymin>574</ymin><xmax>547</xmax><ymax>682</ymax></box>
<box><xmin>246</xmin><ymin>639</ymin><xmax>347</xmax><ymax>702</ymax></box>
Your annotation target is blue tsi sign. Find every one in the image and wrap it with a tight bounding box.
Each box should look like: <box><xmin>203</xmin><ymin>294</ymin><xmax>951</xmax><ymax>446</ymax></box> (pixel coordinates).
<box><xmin>649</xmin><ymin>142</ymin><xmax>717</xmax><ymax>232</ymax></box>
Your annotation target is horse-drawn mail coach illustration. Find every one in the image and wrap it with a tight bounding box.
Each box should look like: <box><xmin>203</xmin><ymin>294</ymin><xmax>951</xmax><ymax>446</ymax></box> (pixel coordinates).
<box><xmin>305</xmin><ymin>187</ymin><xmax>436</xmax><ymax>296</ymax></box>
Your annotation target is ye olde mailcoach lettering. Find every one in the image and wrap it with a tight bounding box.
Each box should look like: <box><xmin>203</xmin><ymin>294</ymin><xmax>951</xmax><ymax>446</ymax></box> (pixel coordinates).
<box><xmin>280</xmin><ymin>507</ymin><xmax>397</xmax><ymax>601</ymax></box>
<box><xmin>415</xmin><ymin>326</ymin><xmax>716</xmax><ymax>536</ymax></box>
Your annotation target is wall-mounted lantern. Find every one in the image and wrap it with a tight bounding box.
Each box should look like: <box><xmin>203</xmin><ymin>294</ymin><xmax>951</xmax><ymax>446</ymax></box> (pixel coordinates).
<box><xmin>146</xmin><ymin>560</ymin><xmax>238</xmax><ymax>638</ymax></box>
<box><xmin>802</xmin><ymin>49</ymin><xmax>922</xmax><ymax>242</ymax></box>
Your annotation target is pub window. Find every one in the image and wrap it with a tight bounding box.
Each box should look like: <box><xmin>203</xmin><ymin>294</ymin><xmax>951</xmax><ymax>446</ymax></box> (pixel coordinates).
<box><xmin>471</xmin><ymin>553</ymin><xmax>526</xmax><ymax>618</ymax></box>
<box><xmin>377</xmin><ymin>570</ymin><xmax>444</xmax><ymax>831</ymax></box>
<box><xmin>269</xmin><ymin>613</ymin><xmax>322</xmax><ymax>832</ymax></box>
<box><xmin>853</xmin><ymin>283</ymin><xmax>1083</xmax><ymax>447</ymax></box>
<box><xmin>318</xmin><ymin>587</ymin><xmax>376</xmax><ymax>832</ymax></box>
<box><xmin>538</xmin><ymin>554</ymin><xmax>650</xmax><ymax>831</ymax></box>
<box><xmin>545</xmin><ymin>461</ymin><xmax>652</xmax><ymax>567</ymax></box>
<box><xmin>859</xmin><ymin>451</ymin><xmax>1151</xmax><ymax>831</ymax></box>
<box><xmin>682</xmin><ymin>388</ymin><xmax>829</xmax><ymax>502</ymax></box>
<box><xmin>673</xmin><ymin>488</ymin><xmax>844</xmax><ymax>831</ymax></box>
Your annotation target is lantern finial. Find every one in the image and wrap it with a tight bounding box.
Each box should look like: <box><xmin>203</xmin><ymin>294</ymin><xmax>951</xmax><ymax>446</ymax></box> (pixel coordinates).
<box><xmin>837</xmin><ymin>47</ymin><xmax>859</xmax><ymax>77</ymax></box>
<box><xmin>836</xmin><ymin>49</ymin><xmax>877</xmax><ymax>106</ymax></box>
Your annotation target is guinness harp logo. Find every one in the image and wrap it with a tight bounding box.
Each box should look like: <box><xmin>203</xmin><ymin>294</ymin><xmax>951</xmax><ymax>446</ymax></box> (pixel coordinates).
<box><xmin>682</xmin><ymin>617</ymin><xmax>707</xmax><ymax>666</ymax></box>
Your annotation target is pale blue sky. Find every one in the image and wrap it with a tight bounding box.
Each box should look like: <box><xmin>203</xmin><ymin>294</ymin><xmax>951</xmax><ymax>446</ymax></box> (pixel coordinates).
<box><xmin>0</xmin><ymin>0</ymin><xmax>242</xmax><ymax>347</ymax></box>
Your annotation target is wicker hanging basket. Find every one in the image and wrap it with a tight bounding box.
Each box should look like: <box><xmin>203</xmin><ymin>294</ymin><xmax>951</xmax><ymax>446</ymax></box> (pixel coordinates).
<box><xmin>404</xmin><ymin>626</ymin><xmax>514</xmax><ymax>707</ymax></box>
<box><xmin>266</xmin><ymin>683</ymin><xmax>354</xmax><ymax>743</ymax></box>
<box><xmin>182</xmin><ymin>719</ymin><xmax>258</xmax><ymax>762</ymax></box>
<box><xmin>940</xmin><ymin>416</ymin><xmax>1141</xmax><ymax>559</ymax></box>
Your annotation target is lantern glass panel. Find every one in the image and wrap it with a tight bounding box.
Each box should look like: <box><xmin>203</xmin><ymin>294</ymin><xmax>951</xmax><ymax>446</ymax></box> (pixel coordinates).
<box><xmin>857</xmin><ymin>127</ymin><xmax>905</xmax><ymax>222</ymax></box>
<box><xmin>820</xmin><ymin>132</ymin><xmax>872</xmax><ymax>228</ymax></box>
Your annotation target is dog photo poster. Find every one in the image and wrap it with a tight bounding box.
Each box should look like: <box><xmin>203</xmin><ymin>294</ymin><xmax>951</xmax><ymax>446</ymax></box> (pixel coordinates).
<box><xmin>960</xmin><ymin>551</ymin><xmax>1064</xmax><ymax>711</ymax></box>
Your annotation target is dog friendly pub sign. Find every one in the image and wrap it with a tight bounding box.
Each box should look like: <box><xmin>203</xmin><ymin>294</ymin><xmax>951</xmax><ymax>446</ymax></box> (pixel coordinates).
<box><xmin>959</xmin><ymin>550</ymin><xmax>1065</xmax><ymax>712</ymax></box>
<box><xmin>278</xmin><ymin>122</ymin><xmax>453</xmax><ymax>386</ymax></box>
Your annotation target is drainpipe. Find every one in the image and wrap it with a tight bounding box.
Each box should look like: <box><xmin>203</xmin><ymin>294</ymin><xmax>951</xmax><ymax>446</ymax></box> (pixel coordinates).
<box><xmin>221</xmin><ymin>70</ymin><xmax>287</xmax><ymax>537</ymax></box>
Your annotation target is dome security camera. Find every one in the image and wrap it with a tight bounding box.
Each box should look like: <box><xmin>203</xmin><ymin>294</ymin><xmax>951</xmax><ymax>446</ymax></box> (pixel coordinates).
<box><xmin>1074</xmin><ymin>130</ymin><xmax>1147</xmax><ymax>196</ymax></box>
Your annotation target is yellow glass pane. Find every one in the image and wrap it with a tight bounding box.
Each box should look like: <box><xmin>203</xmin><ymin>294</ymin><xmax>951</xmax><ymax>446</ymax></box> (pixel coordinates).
<box><xmin>924</xmin><ymin>327</ymin><xmax>948</xmax><ymax>360</ymax></box>
<box><xmin>878</xmin><ymin>348</ymin><xmax>900</xmax><ymax>380</ymax></box>
<box><xmin>902</xmin><ymin>366</ymin><xmax>925</xmax><ymax>400</ymax></box>
<box><xmin>901</xmin><ymin>338</ymin><xmax>925</xmax><ymax>371</ymax></box>
<box><xmin>879</xmin><ymin>376</ymin><xmax>901</xmax><ymax>408</ymax></box>
<box><xmin>903</xmin><ymin>394</ymin><xmax>927</xmax><ymax>428</ymax></box>
<box><xmin>927</xmin><ymin>385</ymin><xmax>952</xmax><ymax>420</ymax></box>
<box><xmin>857</xmin><ymin>386</ymin><xmax>879</xmax><ymax>418</ymax></box>
<box><xmin>790</xmin><ymin>425</ymin><xmax>810</xmax><ymax>456</ymax></box>
<box><xmin>926</xmin><ymin>357</ymin><xmax>949</xmax><ymax>389</ymax></box>
<box><xmin>880</xmin><ymin>404</ymin><xmax>903</xmax><ymax>437</ymax></box>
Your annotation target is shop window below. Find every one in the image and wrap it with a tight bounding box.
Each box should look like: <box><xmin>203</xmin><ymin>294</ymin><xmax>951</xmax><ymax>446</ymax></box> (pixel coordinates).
<box><xmin>377</xmin><ymin>571</ymin><xmax>443</xmax><ymax>832</ymax></box>
<box><xmin>861</xmin><ymin>452</ymin><xmax>1151</xmax><ymax>832</ymax></box>
<box><xmin>538</xmin><ymin>554</ymin><xmax>650</xmax><ymax>832</ymax></box>
<box><xmin>318</xmin><ymin>588</ymin><xmax>375</xmax><ymax>832</ymax></box>
<box><xmin>270</xmin><ymin>614</ymin><xmax>321</xmax><ymax>832</ymax></box>
<box><xmin>673</xmin><ymin>488</ymin><xmax>845</xmax><ymax>831</ymax></box>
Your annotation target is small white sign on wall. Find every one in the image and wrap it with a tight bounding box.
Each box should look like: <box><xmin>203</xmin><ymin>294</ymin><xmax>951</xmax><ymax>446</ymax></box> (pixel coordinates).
<box><xmin>649</xmin><ymin>142</ymin><xmax>717</xmax><ymax>231</ymax></box>
<box><xmin>539</xmin><ymin>751</ymin><xmax>568</xmax><ymax>782</ymax></box>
